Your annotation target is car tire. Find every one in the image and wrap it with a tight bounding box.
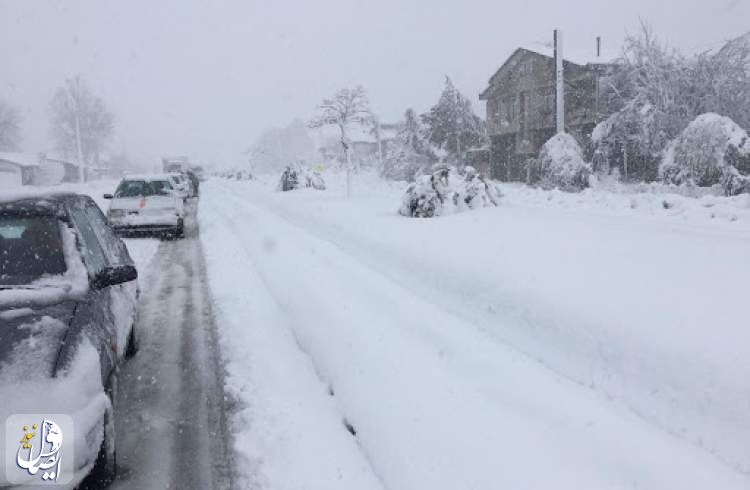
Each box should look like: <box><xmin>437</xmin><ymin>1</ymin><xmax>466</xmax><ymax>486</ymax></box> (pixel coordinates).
<box><xmin>125</xmin><ymin>323</ymin><xmax>138</xmax><ymax>359</ymax></box>
<box><xmin>90</xmin><ymin>373</ymin><xmax>117</xmax><ymax>485</ymax></box>
<box><xmin>175</xmin><ymin>219</ymin><xmax>185</xmax><ymax>239</ymax></box>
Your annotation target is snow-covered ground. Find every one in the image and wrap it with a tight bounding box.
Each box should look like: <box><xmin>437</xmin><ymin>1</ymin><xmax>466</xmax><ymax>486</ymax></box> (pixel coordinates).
<box><xmin>200</xmin><ymin>171</ymin><xmax>750</xmax><ymax>489</ymax></box>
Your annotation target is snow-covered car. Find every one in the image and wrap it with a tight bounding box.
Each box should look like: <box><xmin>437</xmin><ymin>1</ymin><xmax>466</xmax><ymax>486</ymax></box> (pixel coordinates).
<box><xmin>105</xmin><ymin>175</ymin><xmax>185</xmax><ymax>238</ymax></box>
<box><xmin>0</xmin><ymin>192</ymin><xmax>139</xmax><ymax>488</ymax></box>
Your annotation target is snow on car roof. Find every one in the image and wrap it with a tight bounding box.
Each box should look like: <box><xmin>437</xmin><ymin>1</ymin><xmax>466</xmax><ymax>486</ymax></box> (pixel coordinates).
<box><xmin>119</xmin><ymin>173</ymin><xmax>173</xmax><ymax>182</ymax></box>
<box><xmin>0</xmin><ymin>190</ymin><xmax>77</xmax><ymax>207</ymax></box>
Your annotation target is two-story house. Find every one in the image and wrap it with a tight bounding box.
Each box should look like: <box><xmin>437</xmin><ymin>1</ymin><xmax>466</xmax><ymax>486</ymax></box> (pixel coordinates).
<box><xmin>479</xmin><ymin>46</ymin><xmax>611</xmax><ymax>181</ymax></box>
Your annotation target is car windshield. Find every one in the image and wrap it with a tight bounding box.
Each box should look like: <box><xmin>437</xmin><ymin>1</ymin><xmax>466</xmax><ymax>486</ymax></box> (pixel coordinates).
<box><xmin>115</xmin><ymin>180</ymin><xmax>173</xmax><ymax>197</ymax></box>
<box><xmin>0</xmin><ymin>215</ymin><xmax>67</xmax><ymax>286</ymax></box>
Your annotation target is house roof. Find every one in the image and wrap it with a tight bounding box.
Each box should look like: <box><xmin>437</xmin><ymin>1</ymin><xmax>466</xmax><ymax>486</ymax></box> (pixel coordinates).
<box><xmin>519</xmin><ymin>43</ymin><xmax>618</xmax><ymax>66</ymax></box>
<box><xmin>479</xmin><ymin>44</ymin><xmax>618</xmax><ymax>99</ymax></box>
<box><xmin>0</xmin><ymin>152</ymin><xmax>41</xmax><ymax>168</ymax></box>
<box><xmin>43</xmin><ymin>153</ymin><xmax>79</xmax><ymax>167</ymax></box>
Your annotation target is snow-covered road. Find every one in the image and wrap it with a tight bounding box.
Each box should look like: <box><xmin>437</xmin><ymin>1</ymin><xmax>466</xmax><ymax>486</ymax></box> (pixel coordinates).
<box><xmin>103</xmin><ymin>202</ymin><xmax>232</xmax><ymax>490</ymax></box>
<box><xmin>199</xmin><ymin>177</ymin><xmax>750</xmax><ymax>490</ymax></box>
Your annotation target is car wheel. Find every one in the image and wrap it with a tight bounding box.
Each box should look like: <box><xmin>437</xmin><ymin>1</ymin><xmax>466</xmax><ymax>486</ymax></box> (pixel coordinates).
<box><xmin>125</xmin><ymin>323</ymin><xmax>138</xmax><ymax>359</ymax></box>
<box><xmin>175</xmin><ymin>220</ymin><xmax>185</xmax><ymax>239</ymax></box>
<box><xmin>90</xmin><ymin>373</ymin><xmax>117</xmax><ymax>485</ymax></box>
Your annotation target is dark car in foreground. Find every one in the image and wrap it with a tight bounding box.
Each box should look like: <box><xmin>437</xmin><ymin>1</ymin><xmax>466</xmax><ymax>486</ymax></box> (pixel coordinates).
<box><xmin>0</xmin><ymin>192</ymin><xmax>139</xmax><ymax>488</ymax></box>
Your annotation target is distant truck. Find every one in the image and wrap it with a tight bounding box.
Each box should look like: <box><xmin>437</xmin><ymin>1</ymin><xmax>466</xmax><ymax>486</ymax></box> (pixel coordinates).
<box><xmin>162</xmin><ymin>156</ymin><xmax>190</xmax><ymax>173</ymax></box>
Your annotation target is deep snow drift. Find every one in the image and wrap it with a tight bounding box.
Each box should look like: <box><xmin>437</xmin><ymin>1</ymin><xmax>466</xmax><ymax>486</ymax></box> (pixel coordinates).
<box><xmin>199</xmin><ymin>171</ymin><xmax>750</xmax><ymax>489</ymax></box>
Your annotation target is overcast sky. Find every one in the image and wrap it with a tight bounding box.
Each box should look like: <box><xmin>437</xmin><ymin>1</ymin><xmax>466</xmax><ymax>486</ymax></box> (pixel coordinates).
<box><xmin>1</xmin><ymin>0</ymin><xmax>748</xmax><ymax>169</ymax></box>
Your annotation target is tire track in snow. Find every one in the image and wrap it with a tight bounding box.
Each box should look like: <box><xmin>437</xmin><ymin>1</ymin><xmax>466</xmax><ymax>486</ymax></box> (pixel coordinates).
<box><xmin>202</xmin><ymin>195</ymin><xmax>391</xmax><ymax>490</ymax></box>
<box><xmin>109</xmin><ymin>201</ymin><xmax>232</xmax><ymax>490</ymax></box>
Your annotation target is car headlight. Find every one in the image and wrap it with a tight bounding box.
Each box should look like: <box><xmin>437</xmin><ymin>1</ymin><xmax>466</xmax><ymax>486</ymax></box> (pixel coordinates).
<box><xmin>108</xmin><ymin>209</ymin><xmax>126</xmax><ymax>219</ymax></box>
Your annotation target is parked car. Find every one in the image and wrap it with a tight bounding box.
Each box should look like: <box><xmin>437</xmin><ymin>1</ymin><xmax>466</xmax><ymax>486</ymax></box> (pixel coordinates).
<box><xmin>0</xmin><ymin>192</ymin><xmax>139</xmax><ymax>488</ymax></box>
<box><xmin>105</xmin><ymin>174</ymin><xmax>185</xmax><ymax>239</ymax></box>
<box><xmin>167</xmin><ymin>172</ymin><xmax>190</xmax><ymax>201</ymax></box>
<box><xmin>185</xmin><ymin>169</ymin><xmax>200</xmax><ymax>197</ymax></box>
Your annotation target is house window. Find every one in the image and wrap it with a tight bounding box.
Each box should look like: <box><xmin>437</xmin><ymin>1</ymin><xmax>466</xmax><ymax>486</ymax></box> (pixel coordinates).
<box><xmin>543</xmin><ymin>92</ymin><xmax>554</xmax><ymax>112</ymax></box>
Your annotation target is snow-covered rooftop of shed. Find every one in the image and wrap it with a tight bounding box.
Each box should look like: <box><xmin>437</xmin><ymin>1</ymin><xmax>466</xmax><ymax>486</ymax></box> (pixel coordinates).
<box><xmin>0</xmin><ymin>152</ymin><xmax>41</xmax><ymax>168</ymax></box>
<box><xmin>43</xmin><ymin>153</ymin><xmax>78</xmax><ymax>165</ymax></box>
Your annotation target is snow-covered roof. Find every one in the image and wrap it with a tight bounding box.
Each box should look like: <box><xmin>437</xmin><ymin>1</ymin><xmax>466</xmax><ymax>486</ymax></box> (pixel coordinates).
<box><xmin>519</xmin><ymin>43</ymin><xmax>619</xmax><ymax>66</ymax></box>
<box><xmin>481</xmin><ymin>44</ymin><xmax>619</xmax><ymax>99</ymax></box>
<box><xmin>0</xmin><ymin>152</ymin><xmax>41</xmax><ymax>168</ymax></box>
<box><xmin>43</xmin><ymin>153</ymin><xmax>78</xmax><ymax>166</ymax></box>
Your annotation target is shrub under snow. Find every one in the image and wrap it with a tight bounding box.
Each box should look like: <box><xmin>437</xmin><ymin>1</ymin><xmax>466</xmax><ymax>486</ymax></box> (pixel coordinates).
<box><xmin>399</xmin><ymin>166</ymin><xmax>498</xmax><ymax>218</ymax></box>
<box><xmin>278</xmin><ymin>165</ymin><xmax>326</xmax><ymax>192</ymax></box>
<box><xmin>660</xmin><ymin>113</ymin><xmax>750</xmax><ymax>195</ymax></box>
<box><xmin>537</xmin><ymin>133</ymin><xmax>592</xmax><ymax>192</ymax></box>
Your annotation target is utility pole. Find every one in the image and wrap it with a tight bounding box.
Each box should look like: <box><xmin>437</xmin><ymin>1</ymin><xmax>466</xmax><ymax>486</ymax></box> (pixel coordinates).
<box><xmin>340</xmin><ymin>126</ymin><xmax>351</xmax><ymax>198</ymax></box>
<box><xmin>594</xmin><ymin>36</ymin><xmax>601</xmax><ymax>124</ymax></box>
<box><xmin>374</xmin><ymin>116</ymin><xmax>383</xmax><ymax>170</ymax></box>
<box><xmin>67</xmin><ymin>80</ymin><xmax>85</xmax><ymax>182</ymax></box>
<box><xmin>75</xmin><ymin>114</ymin><xmax>85</xmax><ymax>182</ymax></box>
<box><xmin>554</xmin><ymin>29</ymin><xmax>565</xmax><ymax>134</ymax></box>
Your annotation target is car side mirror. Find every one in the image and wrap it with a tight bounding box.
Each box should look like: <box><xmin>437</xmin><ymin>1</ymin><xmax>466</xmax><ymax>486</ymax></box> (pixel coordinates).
<box><xmin>103</xmin><ymin>194</ymin><xmax>113</xmax><ymax>199</ymax></box>
<box><xmin>91</xmin><ymin>265</ymin><xmax>138</xmax><ymax>289</ymax></box>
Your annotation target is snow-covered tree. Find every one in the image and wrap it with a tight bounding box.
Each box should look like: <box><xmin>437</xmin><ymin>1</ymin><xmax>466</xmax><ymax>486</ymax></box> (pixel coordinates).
<box><xmin>690</xmin><ymin>32</ymin><xmax>750</xmax><ymax>130</ymax></box>
<box><xmin>422</xmin><ymin>77</ymin><xmax>485</xmax><ymax>163</ymax></box>
<box><xmin>309</xmin><ymin>86</ymin><xmax>370</xmax><ymax>196</ymax></box>
<box><xmin>309</xmin><ymin>86</ymin><xmax>370</xmax><ymax>164</ymax></box>
<box><xmin>660</xmin><ymin>113</ymin><xmax>750</xmax><ymax>195</ymax></box>
<box><xmin>537</xmin><ymin>133</ymin><xmax>592</xmax><ymax>192</ymax></box>
<box><xmin>593</xmin><ymin>23</ymin><xmax>692</xmax><ymax>181</ymax></box>
<box><xmin>382</xmin><ymin>108</ymin><xmax>432</xmax><ymax>181</ymax></box>
<box><xmin>594</xmin><ymin>26</ymin><xmax>750</xmax><ymax>184</ymax></box>
<box><xmin>49</xmin><ymin>76</ymin><xmax>114</xmax><ymax>179</ymax></box>
<box><xmin>400</xmin><ymin>108</ymin><xmax>429</xmax><ymax>155</ymax></box>
<box><xmin>0</xmin><ymin>98</ymin><xmax>21</xmax><ymax>151</ymax></box>
<box><xmin>250</xmin><ymin>120</ymin><xmax>316</xmax><ymax>174</ymax></box>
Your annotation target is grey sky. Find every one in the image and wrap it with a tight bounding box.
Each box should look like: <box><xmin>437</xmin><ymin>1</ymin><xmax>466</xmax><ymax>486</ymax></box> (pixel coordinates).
<box><xmin>1</xmin><ymin>0</ymin><xmax>748</xmax><ymax>168</ymax></box>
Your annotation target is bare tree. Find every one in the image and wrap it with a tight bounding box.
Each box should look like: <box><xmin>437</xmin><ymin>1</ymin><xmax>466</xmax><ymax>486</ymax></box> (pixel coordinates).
<box><xmin>0</xmin><ymin>98</ymin><xmax>21</xmax><ymax>151</ymax></box>
<box><xmin>309</xmin><ymin>86</ymin><xmax>370</xmax><ymax>196</ymax></box>
<box><xmin>49</xmin><ymin>76</ymin><xmax>114</xmax><ymax>181</ymax></box>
